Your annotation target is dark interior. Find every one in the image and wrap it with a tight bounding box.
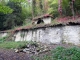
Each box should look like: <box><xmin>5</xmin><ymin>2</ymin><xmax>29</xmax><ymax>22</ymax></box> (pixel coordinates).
<box><xmin>37</xmin><ymin>18</ymin><xmax>44</xmax><ymax>24</ymax></box>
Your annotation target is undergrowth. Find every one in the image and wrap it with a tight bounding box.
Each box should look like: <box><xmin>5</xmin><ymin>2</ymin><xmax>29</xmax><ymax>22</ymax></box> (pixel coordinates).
<box><xmin>0</xmin><ymin>37</ymin><xmax>28</xmax><ymax>49</ymax></box>
<box><xmin>0</xmin><ymin>37</ymin><xmax>38</xmax><ymax>49</ymax></box>
<box><xmin>0</xmin><ymin>41</ymin><xmax>27</xmax><ymax>49</ymax></box>
<box><xmin>33</xmin><ymin>46</ymin><xmax>80</xmax><ymax>60</ymax></box>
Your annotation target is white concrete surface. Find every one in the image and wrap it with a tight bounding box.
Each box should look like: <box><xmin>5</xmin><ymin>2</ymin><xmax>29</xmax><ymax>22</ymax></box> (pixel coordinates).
<box><xmin>1</xmin><ymin>25</ymin><xmax>80</xmax><ymax>46</ymax></box>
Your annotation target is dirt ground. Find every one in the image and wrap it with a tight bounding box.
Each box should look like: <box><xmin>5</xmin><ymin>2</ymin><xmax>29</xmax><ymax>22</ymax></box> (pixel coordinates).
<box><xmin>0</xmin><ymin>44</ymin><xmax>75</xmax><ymax>60</ymax></box>
<box><xmin>0</xmin><ymin>49</ymin><xmax>32</xmax><ymax>60</ymax></box>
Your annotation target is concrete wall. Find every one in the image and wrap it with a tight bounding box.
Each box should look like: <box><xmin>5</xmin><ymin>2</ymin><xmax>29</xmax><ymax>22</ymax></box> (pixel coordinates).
<box><xmin>13</xmin><ymin>25</ymin><xmax>80</xmax><ymax>45</ymax></box>
<box><xmin>13</xmin><ymin>27</ymin><xmax>62</xmax><ymax>44</ymax></box>
<box><xmin>43</xmin><ymin>17</ymin><xmax>51</xmax><ymax>24</ymax></box>
<box><xmin>63</xmin><ymin>26</ymin><xmax>80</xmax><ymax>45</ymax></box>
<box><xmin>0</xmin><ymin>32</ymin><xmax>8</xmax><ymax>38</ymax></box>
<box><xmin>1</xmin><ymin>25</ymin><xmax>80</xmax><ymax>46</ymax></box>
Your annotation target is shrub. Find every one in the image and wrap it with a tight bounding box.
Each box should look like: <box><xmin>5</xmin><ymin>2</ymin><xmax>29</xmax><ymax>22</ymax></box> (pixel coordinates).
<box><xmin>33</xmin><ymin>46</ymin><xmax>80</xmax><ymax>60</ymax></box>
<box><xmin>51</xmin><ymin>46</ymin><xmax>80</xmax><ymax>60</ymax></box>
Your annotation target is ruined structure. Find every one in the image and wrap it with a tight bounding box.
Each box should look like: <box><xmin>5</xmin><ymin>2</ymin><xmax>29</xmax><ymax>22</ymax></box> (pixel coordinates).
<box><xmin>32</xmin><ymin>14</ymin><xmax>53</xmax><ymax>24</ymax></box>
<box><xmin>1</xmin><ymin>19</ymin><xmax>80</xmax><ymax>46</ymax></box>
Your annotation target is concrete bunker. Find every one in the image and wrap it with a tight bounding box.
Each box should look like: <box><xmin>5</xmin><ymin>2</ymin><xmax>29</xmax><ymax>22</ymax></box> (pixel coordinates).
<box><xmin>32</xmin><ymin>14</ymin><xmax>53</xmax><ymax>24</ymax></box>
<box><xmin>37</xmin><ymin>18</ymin><xmax>44</xmax><ymax>24</ymax></box>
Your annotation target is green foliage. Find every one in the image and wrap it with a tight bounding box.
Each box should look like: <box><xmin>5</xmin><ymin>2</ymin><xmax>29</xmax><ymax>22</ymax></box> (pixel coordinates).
<box><xmin>74</xmin><ymin>0</ymin><xmax>80</xmax><ymax>14</ymax></box>
<box><xmin>0</xmin><ymin>0</ymin><xmax>80</xmax><ymax>30</ymax></box>
<box><xmin>0</xmin><ymin>41</ymin><xmax>27</xmax><ymax>49</ymax></box>
<box><xmin>52</xmin><ymin>46</ymin><xmax>80</xmax><ymax>60</ymax></box>
<box><xmin>33</xmin><ymin>46</ymin><xmax>80</xmax><ymax>60</ymax></box>
<box><xmin>0</xmin><ymin>0</ymin><xmax>32</xmax><ymax>30</ymax></box>
<box><xmin>3</xmin><ymin>1</ymin><xmax>23</xmax><ymax>29</ymax></box>
<box><xmin>48</xmin><ymin>0</ymin><xmax>59</xmax><ymax>17</ymax></box>
<box><xmin>62</xmin><ymin>0</ymin><xmax>72</xmax><ymax>16</ymax></box>
<box><xmin>0</xmin><ymin>4</ymin><xmax>13</xmax><ymax>14</ymax></box>
<box><xmin>0</xmin><ymin>37</ymin><xmax>27</xmax><ymax>49</ymax></box>
<box><xmin>48</xmin><ymin>0</ymin><xmax>80</xmax><ymax>17</ymax></box>
<box><xmin>21</xmin><ymin>2</ymin><xmax>32</xmax><ymax>19</ymax></box>
<box><xmin>10</xmin><ymin>0</ymin><xmax>26</xmax><ymax>3</ymax></box>
<box><xmin>32</xmin><ymin>55</ymin><xmax>52</xmax><ymax>60</ymax></box>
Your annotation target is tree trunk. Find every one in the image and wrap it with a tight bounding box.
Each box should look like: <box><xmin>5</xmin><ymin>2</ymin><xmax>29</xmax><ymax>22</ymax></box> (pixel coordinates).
<box><xmin>58</xmin><ymin>0</ymin><xmax>62</xmax><ymax>16</ymax></box>
<box><xmin>72</xmin><ymin>1</ymin><xmax>75</xmax><ymax>19</ymax></box>
<box><xmin>43</xmin><ymin>0</ymin><xmax>49</xmax><ymax>13</ymax></box>
<box><xmin>32</xmin><ymin>0</ymin><xmax>36</xmax><ymax>18</ymax></box>
<box><xmin>70</xmin><ymin>0</ymin><xmax>75</xmax><ymax>20</ymax></box>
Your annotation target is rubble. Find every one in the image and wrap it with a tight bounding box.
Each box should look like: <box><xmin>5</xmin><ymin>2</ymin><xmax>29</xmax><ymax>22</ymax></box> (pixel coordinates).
<box><xmin>14</xmin><ymin>42</ymin><xmax>51</xmax><ymax>55</ymax></box>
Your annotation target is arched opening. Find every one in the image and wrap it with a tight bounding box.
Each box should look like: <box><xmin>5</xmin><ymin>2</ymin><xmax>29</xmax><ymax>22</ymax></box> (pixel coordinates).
<box><xmin>37</xmin><ymin>18</ymin><xmax>44</xmax><ymax>24</ymax></box>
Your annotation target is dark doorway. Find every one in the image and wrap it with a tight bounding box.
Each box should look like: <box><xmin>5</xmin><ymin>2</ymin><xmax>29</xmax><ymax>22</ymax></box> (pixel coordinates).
<box><xmin>37</xmin><ymin>18</ymin><xmax>44</xmax><ymax>24</ymax></box>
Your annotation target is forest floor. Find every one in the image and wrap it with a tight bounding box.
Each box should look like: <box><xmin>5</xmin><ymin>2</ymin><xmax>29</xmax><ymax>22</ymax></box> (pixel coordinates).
<box><xmin>0</xmin><ymin>44</ymin><xmax>75</xmax><ymax>60</ymax></box>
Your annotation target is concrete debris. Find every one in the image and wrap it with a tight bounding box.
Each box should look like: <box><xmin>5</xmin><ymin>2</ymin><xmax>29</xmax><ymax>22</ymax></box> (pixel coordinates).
<box><xmin>14</xmin><ymin>42</ymin><xmax>50</xmax><ymax>55</ymax></box>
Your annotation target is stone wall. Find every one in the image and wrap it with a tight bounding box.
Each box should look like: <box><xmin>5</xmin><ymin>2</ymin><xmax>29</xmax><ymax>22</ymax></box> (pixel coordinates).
<box><xmin>1</xmin><ymin>25</ymin><xmax>80</xmax><ymax>46</ymax></box>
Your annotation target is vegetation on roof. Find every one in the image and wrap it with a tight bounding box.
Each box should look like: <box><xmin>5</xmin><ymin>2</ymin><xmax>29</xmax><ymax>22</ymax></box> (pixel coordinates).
<box><xmin>0</xmin><ymin>0</ymin><xmax>80</xmax><ymax>31</ymax></box>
